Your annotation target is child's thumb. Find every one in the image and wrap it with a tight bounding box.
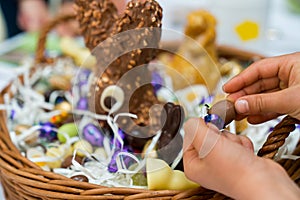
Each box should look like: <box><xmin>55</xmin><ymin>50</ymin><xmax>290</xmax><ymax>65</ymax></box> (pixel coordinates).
<box><xmin>235</xmin><ymin>91</ymin><xmax>287</xmax><ymax>115</ymax></box>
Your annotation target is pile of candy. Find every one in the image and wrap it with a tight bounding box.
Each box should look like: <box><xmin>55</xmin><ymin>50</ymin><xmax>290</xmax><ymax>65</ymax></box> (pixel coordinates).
<box><xmin>1</xmin><ymin>55</ymin><xmax>205</xmax><ymax>190</ymax></box>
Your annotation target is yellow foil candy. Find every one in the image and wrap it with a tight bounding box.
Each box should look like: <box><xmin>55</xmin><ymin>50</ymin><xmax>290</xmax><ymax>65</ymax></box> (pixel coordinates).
<box><xmin>146</xmin><ymin>158</ymin><xmax>199</xmax><ymax>190</ymax></box>
<box><xmin>73</xmin><ymin>140</ymin><xmax>93</xmax><ymax>157</ymax></box>
<box><xmin>46</xmin><ymin>147</ymin><xmax>63</xmax><ymax>169</ymax></box>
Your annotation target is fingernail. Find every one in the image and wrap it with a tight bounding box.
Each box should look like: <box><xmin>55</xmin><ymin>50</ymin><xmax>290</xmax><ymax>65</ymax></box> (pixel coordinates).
<box><xmin>235</xmin><ymin>99</ymin><xmax>249</xmax><ymax>114</ymax></box>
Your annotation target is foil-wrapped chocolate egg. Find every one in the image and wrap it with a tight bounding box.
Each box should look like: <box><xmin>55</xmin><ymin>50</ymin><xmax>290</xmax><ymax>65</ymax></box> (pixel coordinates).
<box><xmin>83</xmin><ymin>124</ymin><xmax>104</xmax><ymax>147</ymax></box>
<box><xmin>57</xmin><ymin>123</ymin><xmax>78</xmax><ymax>143</ymax></box>
<box><xmin>108</xmin><ymin>148</ymin><xmax>132</xmax><ymax>173</ymax></box>
<box><xmin>46</xmin><ymin>147</ymin><xmax>63</xmax><ymax>169</ymax></box>
<box><xmin>70</xmin><ymin>175</ymin><xmax>89</xmax><ymax>182</ymax></box>
<box><xmin>208</xmin><ymin>100</ymin><xmax>236</xmax><ymax>128</ymax></box>
<box><xmin>54</xmin><ymin>101</ymin><xmax>72</xmax><ymax>113</ymax></box>
<box><xmin>39</xmin><ymin>122</ymin><xmax>57</xmax><ymax>142</ymax></box>
<box><xmin>76</xmin><ymin>97</ymin><xmax>89</xmax><ymax>110</ymax></box>
<box><xmin>73</xmin><ymin>140</ymin><xmax>93</xmax><ymax>157</ymax></box>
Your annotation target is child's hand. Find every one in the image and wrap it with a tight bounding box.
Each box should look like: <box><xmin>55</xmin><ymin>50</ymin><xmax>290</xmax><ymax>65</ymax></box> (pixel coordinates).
<box><xmin>183</xmin><ymin>118</ymin><xmax>300</xmax><ymax>199</ymax></box>
<box><xmin>223</xmin><ymin>52</ymin><xmax>300</xmax><ymax>124</ymax></box>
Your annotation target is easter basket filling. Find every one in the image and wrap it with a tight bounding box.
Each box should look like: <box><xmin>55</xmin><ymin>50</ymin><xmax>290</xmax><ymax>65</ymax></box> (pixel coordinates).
<box><xmin>0</xmin><ymin>0</ymin><xmax>300</xmax><ymax>200</ymax></box>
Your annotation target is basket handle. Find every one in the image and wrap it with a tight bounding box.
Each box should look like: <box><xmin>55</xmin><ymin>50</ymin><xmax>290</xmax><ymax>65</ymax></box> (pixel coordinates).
<box><xmin>257</xmin><ymin>116</ymin><xmax>300</xmax><ymax>159</ymax></box>
<box><xmin>35</xmin><ymin>14</ymin><xmax>76</xmax><ymax>64</ymax></box>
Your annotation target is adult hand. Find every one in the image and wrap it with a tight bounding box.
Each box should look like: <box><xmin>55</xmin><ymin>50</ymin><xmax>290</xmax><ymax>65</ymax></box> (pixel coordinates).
<box><xmin>18</xmin><ymin>0</ymin><xmax>49</xmax><ymax>32</ymax></box>
<box><xmin>183</xmin><ymin>118</ymin><xmax>300</xmax><ymax>199</ymax></box>
<box><xmin>223</xmin><ymin>52</ymin><xmax>300</xmax><ymax>124</ymax></box>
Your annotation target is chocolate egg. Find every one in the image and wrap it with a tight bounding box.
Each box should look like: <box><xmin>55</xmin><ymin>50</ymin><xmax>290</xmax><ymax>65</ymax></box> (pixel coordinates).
<box><xmin>61</xmin><ymin>155</ymin><xmax>84</xmax><ymax>168</ymax></box>
<box><xmin>208</xmin><ymin>100</ymin><xmax>236</xmax><ymax>127</ymax></box>
<box><xmin>82</xmin><ymin>124</ymin><xmax>104</xmax><ymax>147</ymax></box>
<box><xmin>70</xmin><ymin>175</ymin><xmax>89</xmax><ymax>182</ymax></box>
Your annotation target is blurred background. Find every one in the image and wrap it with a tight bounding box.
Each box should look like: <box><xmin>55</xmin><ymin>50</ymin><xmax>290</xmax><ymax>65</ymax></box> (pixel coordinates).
<box><xmin>0</xmin><ymin>0</ymin><xmax>299</xmax><ymax>56</ymax></box>
<box><xmin>157</xmin><ymin>0</ymin><xmax>300</xmax><ymax>56</ymax></box>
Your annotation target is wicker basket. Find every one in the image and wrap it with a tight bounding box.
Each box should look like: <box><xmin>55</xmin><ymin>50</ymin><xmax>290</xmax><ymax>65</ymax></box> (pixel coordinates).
<box><xmin>0</xmin><ymin>14</ymin><xmax>299</xmax><ymax>200</ymax></box>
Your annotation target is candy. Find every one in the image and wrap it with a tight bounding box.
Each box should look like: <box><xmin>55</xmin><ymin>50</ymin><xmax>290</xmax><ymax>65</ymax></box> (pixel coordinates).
<box><xmin>49</xmin><ymin>75</ymin><xmax>71</xmax><ymax>91</ymax></box>
<box><xmin>83</xmin><ymin>124</ymin><xmax>104</xmax><ymax>147</ymax></box>
<box><xmin>46</xmin><ymin>147</ymin><xmax>63</xmax><ymax>169</ymax></box>
<box><xmin>146</xmin><ymin>158</ymin><xmax>172</xmax><ymax>190</ymax></box>
<box><xmin>108</xmin><ymin>148</ymin><xmax>132</xmax><ymax>173</ymax></box>
<box><xmin>57</xmin><ymin>123</ymin><xmax>79</xmax><ymax>143</ymax></box>
<box><xmin>141</xmin><ymin>140</ymin><xmax>157</xmax><ymax>159</ymax></box>
<box><xmin>146</xmin><ymin>158</ymin><xmax>199</xmax><ymax>190</ymax></box>
<box><xmin>60</xmin><ymin>37</ymin><xmax>96</xmax><ymax>69</ymax></box>
<box><xmin>58</xmin><ymin>144</ymin><xmax>73</xmax><ymax>159</ymax></box>
<box><xmin>70</xmin><ymin>175</ymin><xmax>89</xmax><ymax>182</ymax></box>
<box><xmin>132</xmin><ymin>172</ymin><xmax>147</xmax><ymax>186</ymax></box>
<box><xmin>151</xmin><ymin>71</ymin><xmax>163</xmax><ymax>93</ymax></box>
<box><xmin>39</xmin><ymin>122</ymin><xmax>57</xmax><ymax>142</ymax></box>
<box><xmin>93</xmin><ymin>147</ymin><xmax>108</xmax><ymax>161</ymax></box>
<box><xmin>208</xmin><ymin>100</ymin><xmax>236</xmax><ymax>128</ymax></box>
<box><xmin>129</xmin><ymin>163</ymin><xmax>147</xmax><ymax>186</ymax></box>
<box><xmin>204</xmin><ymin>114</ymin><xmax>225</xmax><ymax>130</ymax></box>
<box><xmin>54</xmin><ymin>101</ymin><xmax>72</xmax><ymax>113</ymax></box>
<box><xmin>167</xmin><ymin>170</ymin><xmax>199</xmax><ymax>190</ymax></box>
<box><xmin>73</xmin><ymin>140</ymin><xmax>93</xmax><ymax>157</ymax></box>
<box><xmin>26</xmin><ymin>146</ymin><xmax>46</xmax><ymax>167</ymax></box>
<box><xmin>61</xmin><ymin>155</ymin><xmax>84</xmax><ymax>168</ymax></box>
<box><xmin>76</xmin><ymin>97</ymin><xmax>89</xmax><ymax>110</ymax></box>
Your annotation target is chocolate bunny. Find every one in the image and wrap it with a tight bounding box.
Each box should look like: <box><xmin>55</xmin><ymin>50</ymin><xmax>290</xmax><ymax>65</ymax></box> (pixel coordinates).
<box><xmin>74</xmin><ymin>0</ymin><xmax>184</xmax><ymax>163</ymax></box>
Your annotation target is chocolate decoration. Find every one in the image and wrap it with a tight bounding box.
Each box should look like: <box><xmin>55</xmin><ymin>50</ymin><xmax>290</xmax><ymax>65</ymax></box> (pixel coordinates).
<box><xmin>104</xmin><ymin>96</ymin><xmax>117</xmax><ymax>109</ymax></box>
<box><xmin>157</xmin><ymin>103</ymin><xmax>184</xmax><ymax>164</ymax></box>
<box><xmin>74</xmin><ymin>0</ymin><xmax>165</xmax><ymax>150</ymax></box>
<box><xmin>208</xmin><ymin>100</ymin><xmax>236</xmax><ymax>127</ymax></box>
<box><xmin>74</xmin><ymin>0</ymin><xmax>119</xmax><ymax>50</ymax></box>
<box><xmin>70</xmin><ymin>175</ymin><xmax>89</xmax><ymax>182</ymax></box>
